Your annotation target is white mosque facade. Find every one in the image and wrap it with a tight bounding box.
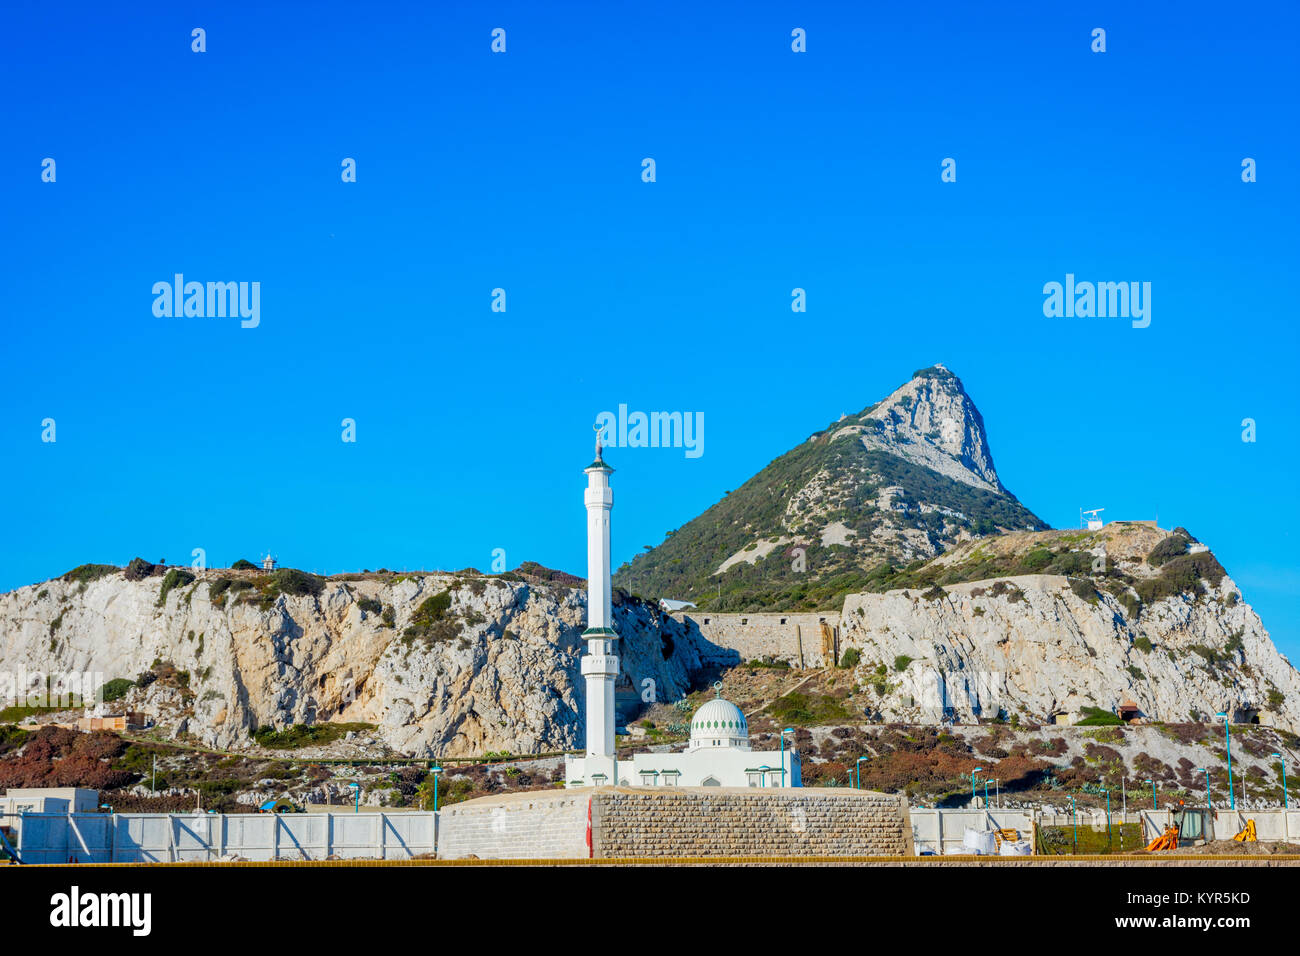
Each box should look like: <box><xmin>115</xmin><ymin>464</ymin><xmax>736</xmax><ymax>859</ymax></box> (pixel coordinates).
<box><xmin>564</xmin><ymin>437</ymin><xmax>802</xmax><ymax>789</ymax></box>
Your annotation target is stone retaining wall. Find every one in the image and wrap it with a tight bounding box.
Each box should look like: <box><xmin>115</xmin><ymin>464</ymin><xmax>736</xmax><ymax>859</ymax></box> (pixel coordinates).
<box><xmin>591</xmin><ymin>787</ymin><xmax>912</xmax><ymax>858</ymax></box>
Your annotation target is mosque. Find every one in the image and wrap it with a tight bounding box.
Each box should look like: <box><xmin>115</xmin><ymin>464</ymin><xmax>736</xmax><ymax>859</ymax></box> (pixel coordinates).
<box><xmin>564</xmin><ymin>434</ymin><xmax>802</xmax><ymax>789</ymax></box>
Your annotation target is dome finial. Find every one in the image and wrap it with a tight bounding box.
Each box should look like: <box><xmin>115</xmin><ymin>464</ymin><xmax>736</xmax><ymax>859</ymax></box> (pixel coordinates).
<box><xmin>713</xmin><ymin>680</ymin><xmax>723</xmax><ymax>698</ymax></box>
<box><xmin>593</xmin><ymin>421</ymin><xmax>604</xmax><ymax>461</ymax></box>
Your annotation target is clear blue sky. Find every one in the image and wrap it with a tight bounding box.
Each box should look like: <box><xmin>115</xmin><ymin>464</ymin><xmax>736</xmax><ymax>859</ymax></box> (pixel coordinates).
<box><xmin>3</xmin><ymin>3</ymin><xmax>1298</xmax><ymax>651</ymax></box>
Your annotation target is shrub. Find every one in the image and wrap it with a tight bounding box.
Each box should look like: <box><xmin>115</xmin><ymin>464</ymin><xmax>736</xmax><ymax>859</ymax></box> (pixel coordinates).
<box><xmin>357</xmin><ymin>597</ymin><xmax>383</xmax><ymax>616</ymax></box>
<box><xmin>1068</xmin><ymin>577</ymin><xmax>1098</xmax><ymax>603</ymax></box>
<box><xmin>1147</xmin><ymin>533</ymin><xmax>1190</xmax><ymax>567</ymax></box>
<box><xmin>1020</xmin><ymin>548</ymin><xmax>1052</xmax><ymax>572</ymax></box>
<box><xmin>99</xmin><ymin>678</ymin><xmax>134</xmax><ymax>703</ymax></box>
<box><xmin>381</xmin><ymin>605</ymin><xmax>396</xmax><ymax>628</ymax></box>
<box><xmin>253</xmin><ymin>722</ymin><xmax>376</xmax><ymax>749</ymax></box>
<box><xmin>920</xmin><ymin>585</ymin><xmax>947</xmax><ymax>602</ymax></box>
<box><xmin>267</xmin><ymin>568</ymin><xmax>324</xmax><ymax>597</ymax></box>
<box><xmin>231</xmin><ymin>559</ymin><xmax>258</xmax><ymax>570</ymax></box>
<box><xmin>123</xmin><ymin>557</ymin><xmax>157</xmax><ymax>581</ymax></box>
<box><xmin>404</xmin><ymin>590</ymin><xmax>457</xmax><ymax>643</ymax></box>
<box><xmin>894</xmin><ymin>655</ymin><xmax>914</xmax><ymax>673</ymax></box>
<box><xmin>839</xmin><ymin>648</ymin><xmax>861</xmax><ymax>669</ymax></box>
<box><xmin>1268</xmin><ymin>689</ymin><xmax>1285</xmax><ymax>709</ymax></box>
<box><xmin>157</xmin><ymin>569</ymin><xmax>195</xmax><ymax>606</ymax></box>
<box><xmin>208</xmin><ymin>577</ymin><xmax>233</xmax><ymax>602</ymax></box>
<box><xmin>1075</xmin><ymin>706</ymin><xmax>1123</xmax><ymax>727</ymax></box>
<box><xmin>1135</xmin><ymin>552</ymin><xmax>1227</xmax><ymax>605</ymax></box>
<box><xmin>1133</xmin><ymin>636</ymin><xmax>1153</xmax><ymax>653</ymax></box>
<box><xmin>62</xmin><ymin>564</ymin><xmax>117</xmax><ymax>585</ymax></box>
<box><xmin>1118</xmin><ymin>591</ymin><xmax>1142</xmax><ymax>619</ymax></box>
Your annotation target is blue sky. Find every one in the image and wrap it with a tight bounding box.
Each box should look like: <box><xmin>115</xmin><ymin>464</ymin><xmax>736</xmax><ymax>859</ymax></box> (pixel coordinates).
<box><xmin>3</xmin><ymin>3</ymin><xmax>1298</xmax><ymax>651</ymax></box>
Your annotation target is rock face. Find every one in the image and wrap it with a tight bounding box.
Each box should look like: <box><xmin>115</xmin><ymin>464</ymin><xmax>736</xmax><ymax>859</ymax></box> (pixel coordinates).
<box><xmin>617</xmin><ymin>365</ymin><xmax>1047</xmax><ymax>611</ymax></box>
<box><xmin>0</xmin><ymin>571</ymin><xmax>707</xmax><ymax>756</ymax></box>
<box><xmin>841</xmin><ymin>572</ymin><xmax>1300</xmax><ymax>730</ymax></box>
<box><xmin>852</xmin><ymin>363</ymin><xmax>1003</xmax><ymax>493</ymax></box>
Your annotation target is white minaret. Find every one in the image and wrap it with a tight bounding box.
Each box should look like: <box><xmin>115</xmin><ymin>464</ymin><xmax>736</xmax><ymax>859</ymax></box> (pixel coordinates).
<box><xmin>579</xmin><ymin>428</ymin><xmax>619</xmax><ymax>784</ymax></box>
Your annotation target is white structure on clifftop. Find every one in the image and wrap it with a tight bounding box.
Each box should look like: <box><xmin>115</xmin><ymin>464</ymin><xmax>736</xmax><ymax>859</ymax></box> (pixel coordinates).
<box><xmin>565</xmin><ymin>433</ymin><xmax>801</xmax><ymax>789</ymax></box>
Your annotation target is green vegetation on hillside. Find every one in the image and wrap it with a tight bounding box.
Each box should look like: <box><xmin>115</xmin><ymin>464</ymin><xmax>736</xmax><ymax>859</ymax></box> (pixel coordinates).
<box><xmin>62</xmin><ymin>564</ymin><xmax>118</xmax><ymax>585</ymax></box>
<box><xmin>614</xmin><ymin>417</ymin><xmax>1044</xmax><ymax>613</ymax></box>
<box><xmin>252</xmin><ymin>722</ymin><xmax>377</xmax><ymax>749</ymax></box>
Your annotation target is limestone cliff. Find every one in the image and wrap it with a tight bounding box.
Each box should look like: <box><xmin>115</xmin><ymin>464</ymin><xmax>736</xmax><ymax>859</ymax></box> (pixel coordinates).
<box><xmin>0</xmin><ymin>569</ymin><xmax>705</xmax><ymax>756</ymax></box>
<box><xmin>837</xmin><ymin>524</ymin><xmax>1300</xmax><ymax>730</ymax></box>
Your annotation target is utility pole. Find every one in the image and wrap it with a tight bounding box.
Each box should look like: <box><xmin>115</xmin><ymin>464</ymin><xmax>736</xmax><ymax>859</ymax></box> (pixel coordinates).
<box><xmin>152</xmin><ymin>754</ymin><xmax>156</xmax><ymax>792</ymax></box>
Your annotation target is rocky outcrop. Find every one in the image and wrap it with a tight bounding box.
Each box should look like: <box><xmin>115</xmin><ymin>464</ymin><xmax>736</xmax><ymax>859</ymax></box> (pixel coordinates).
<box><xmin>0</xmin><ymin>570</ymin><xmax>708</xmax><ymax>756</ymax></box>
<box><xmin>840</xmin><ymin>572</ymin><xmax>1300</xmax><ymax>730</ymax></box>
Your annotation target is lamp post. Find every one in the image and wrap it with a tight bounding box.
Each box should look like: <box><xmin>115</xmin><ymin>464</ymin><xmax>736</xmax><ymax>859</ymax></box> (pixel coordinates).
<box><xmin>972</xmin><ymin>767</ymin><xmax>983</xmax><ymax>805</ymax></box>
<box><xmin>1199</xmin><ymin>767</ymin><xmax>1211</xmax><ymax>810</ymax></box>
<box><xmin>855</xmin><ymin>756</ymin><xmax>870</xmax><ymax>790</ymax></box>
<box><xmin>1216</xmin><ymin>712</ymin><xmax>1235</xmax><ymax>809</ymax></box>
<box><xmin>1272</xmin><ymin>752</ymin><xmax>1288</xmax><ymax>809</ymax></box>
<box><xmin>983</xmin><ymin>777</ymin><xmax>990</xmax><ymax>809</ymax></box>
<box><xmin>1071</xmin><ymin>795</ymin><xmax>1077</xmax><ymax>853</ymax></box>
<box><xmin>430</xmin><ymin>765</ymin><xmax>444</xmax><ymax>813</ymax></box>
<box><xmin>994</xmin><ymin>777</ymin><xmax>1000</xmax><ymax>809</ymax></box>
<box><xmin>348</xmin><ymin>782</ymin><xmax>360</xmax><ymax>814</ymax></box>
<box><xmin>780</xmin><ymin>728</ymin><xmax>795</xmax><ymax>788</ymax></box>
<box><xmin>1102</xmin><ymin>787</ymin><xmax>1111</xmax><ymax>842</ymax></box>
<box><xmin>1145</xmin><ymin>778</ymin><xmax>1157</xmax><ymax>810</ymax></box>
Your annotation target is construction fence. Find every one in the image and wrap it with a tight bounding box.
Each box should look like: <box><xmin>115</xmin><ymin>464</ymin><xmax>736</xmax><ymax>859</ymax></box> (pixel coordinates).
<box><xmin>6</xmin><ymin>811</ymin><xmax>435</xmax><ymax>863</ymax></box>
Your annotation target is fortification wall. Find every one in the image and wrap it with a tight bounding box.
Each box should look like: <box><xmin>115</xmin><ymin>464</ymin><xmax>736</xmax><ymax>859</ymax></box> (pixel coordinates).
<box><xmin>436</xmin><ymin>789</ymin><xmax>589</xmax><ymax>860</ymax></box>
<box><xmin>590</xmin><ymin>787</ymin><xmax>912</xmax><ymax>858</ymax></box>
<box><xmin>671</xmin><ymin>611</ymin><xmax>840</xmax><ymax>668</ymax></box>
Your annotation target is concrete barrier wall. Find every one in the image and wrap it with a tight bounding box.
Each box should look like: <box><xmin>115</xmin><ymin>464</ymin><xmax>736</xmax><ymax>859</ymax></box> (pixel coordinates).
<box><xmin>436</xmin><ymin>790</ymin><xmax>589</xmax><ymax>860</ymax></box>
<box><xmin>910</xmin><ymin>809</ymin><xmax>1035</xmax><ymax>855</ymax></box>
<box><xmin>591</xmin><ymin>787</ymin><xmax>912</xmax><ymax>858</ymax></box>
<box><xmin>15</xmin><ymin>812</ymin><xmax>435</xmax><ymax>863</ymax></box>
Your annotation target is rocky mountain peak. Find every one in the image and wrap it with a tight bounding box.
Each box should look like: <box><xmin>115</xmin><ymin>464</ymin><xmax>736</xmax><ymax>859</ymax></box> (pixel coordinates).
<box><xmin>830</xmin><ymin>365</ymin><xmax>1003</xmax><ymax>494</ymax></box>
<box><xmin>617</xmin><ymin>365</ymin><xmax>1046</xmax><ymax>610</ymax></box>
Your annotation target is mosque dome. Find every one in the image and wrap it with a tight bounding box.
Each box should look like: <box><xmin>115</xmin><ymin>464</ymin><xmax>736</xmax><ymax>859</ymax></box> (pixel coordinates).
<box><xmin>689</xmin><ymin>696</ymin><xmax>750</xmax><ymax>751</ymax></box>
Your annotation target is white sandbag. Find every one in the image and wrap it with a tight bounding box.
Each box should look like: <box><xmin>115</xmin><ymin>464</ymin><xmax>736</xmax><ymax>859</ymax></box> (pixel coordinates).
<box><xmin>962</xmin><ymin>828</ymin><xmax>997</xmax><ymax>855</ymax></box>
<box><xmin>999</xmin><ymin>839</ymin><xmax>1032</xmax><ymax>856</ymax></box>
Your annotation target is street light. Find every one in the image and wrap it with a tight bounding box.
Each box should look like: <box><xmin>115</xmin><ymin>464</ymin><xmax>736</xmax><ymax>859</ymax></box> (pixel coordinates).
<box><xmin>1216</xmin><ymin>712</ymin><xmax>1235</xmax><ymax>809</ymax></box>
<box><xmin>430</xmin><ymin>765</ymin><xmax>444</xmax><ymax>813</ymax></box>
<box><xmin>348</xmin><ymin>781</ymin><xmax>360</xmax><ymax>814</ymax></box>
<box><xmin>971</xmin><ymin>767</ymin><xmax>983</xmax><ymax>804</ymax></box>
<box><xmin>780</xmin><ymin>728</ymin><xmax>795</xmax><ymax>788</ymax></box>
<box><xmin>1071</xmin><ymin>794</ymin><xmax>1078</xmax><ymax>853</ymax></box>
<box><xmin>855</xmin><ymin>756</ymin><xmax>870</xmax><ymax>790</ymax></box>
<box><xmin>983</xmin><ymin>776</ymin><xmax>991</xmax><ymax>809</ymax></box>
<box><xmin>1145</xmin><ymin>778</ymin><xmax>1157</xmax><ymax>810</ymax></box>
<box><xmin>1272</xmin><ymin>752</ymin><xmax>1288</xmax><ymax>809</ymax></box>
<box><xmin>1101</xmin><ymin>787</ymin><xmax>1111</xmax><ymax>840</ymax></box>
